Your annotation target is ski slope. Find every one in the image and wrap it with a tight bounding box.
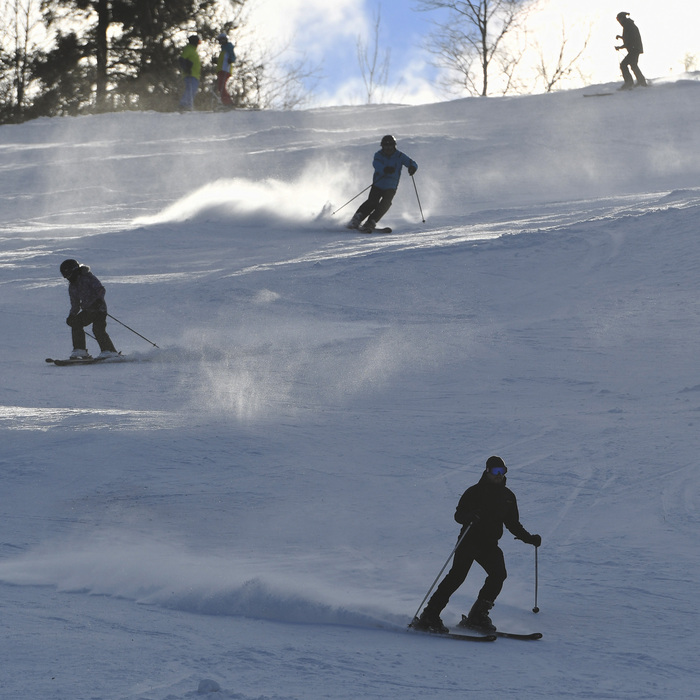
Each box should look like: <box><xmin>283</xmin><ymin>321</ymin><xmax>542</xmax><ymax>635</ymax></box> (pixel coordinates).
<box><xmin>1</xmin><ymin>76</ymin><xmax>699</xmax><ymax>699</ymax></box>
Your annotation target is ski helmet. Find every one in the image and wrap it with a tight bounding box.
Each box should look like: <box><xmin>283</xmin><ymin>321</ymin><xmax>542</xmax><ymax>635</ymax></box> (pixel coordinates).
<box><xmin>486</xmin><ymin>455</ymin><xmax>507</xmax><ymax>474</ymax></box>
<box><xmin>381</xmin><ymin>134</ymin><xmax>397</xmax><ymax>148</ymax></box>
<box><xmin>616</xmin><ymin>12</ymin><xmax>629</xmax><ymax>22</ymax></box>
<box><xmin>60</xmin><ymin>259</ymin><xmax>80</xmax><ymax>279</ymax></box>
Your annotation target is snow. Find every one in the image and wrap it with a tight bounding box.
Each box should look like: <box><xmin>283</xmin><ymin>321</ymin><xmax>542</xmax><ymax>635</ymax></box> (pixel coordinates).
<box><xmin>1</xmin><ymin>76</ymin><xmax>700</xmax><ymax>699</ymax></box>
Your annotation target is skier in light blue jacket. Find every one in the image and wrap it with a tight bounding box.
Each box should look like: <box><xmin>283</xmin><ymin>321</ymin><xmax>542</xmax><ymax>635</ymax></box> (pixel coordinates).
<box><xmin>347</xmin><ymin>135</ymin><xmax>418</xmax><ymax>232</ymax></box>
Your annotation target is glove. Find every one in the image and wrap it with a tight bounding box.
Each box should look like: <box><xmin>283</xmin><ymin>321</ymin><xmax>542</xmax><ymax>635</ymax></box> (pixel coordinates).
<box><xmin>524</xmin><ymin>534</ymin><xmax>542</xmax><ymax>547</ymax></box>
<box><xmin>66</xmin><ymin>314</ymin><xmax>77</xmax><ymax>327</ymax></box>
<box><xmin>408</xmin><ymin>165</ymin><xmax>417</xmax><ymax>176</ymax></box>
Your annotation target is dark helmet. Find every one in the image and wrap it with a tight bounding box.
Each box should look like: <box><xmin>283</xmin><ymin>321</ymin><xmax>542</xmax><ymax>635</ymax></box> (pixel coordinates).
<box><xmin>486</xmin><ymin>455</ymin><xmax>507</xmax><ymax>475</ymax></box>
<box><xmin>381</xmin><ymin>134</ymin><xmax>397</xmax><ymax>148</ymax></box>
<box><xmin>60</xmin><ymin>259</ymin><xmax>80</xmax><ymax>279</ymax></box>
<box><xmin>616</xmin><ymin>12</ymin><xmax>629</xmax><ymax>22</ymax></box>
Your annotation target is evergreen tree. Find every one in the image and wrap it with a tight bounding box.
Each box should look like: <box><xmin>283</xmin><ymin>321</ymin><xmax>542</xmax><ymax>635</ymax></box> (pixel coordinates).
<box><xmin>33</xmin><ymin>0</ymin><xmax>251</xmax><ymax>115</ymax></box>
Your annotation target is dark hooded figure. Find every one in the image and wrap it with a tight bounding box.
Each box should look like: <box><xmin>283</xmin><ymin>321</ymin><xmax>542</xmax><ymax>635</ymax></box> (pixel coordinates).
<box><xmin>616</xmin><ymin>12</ymin><xmax>647</xmax><ymax>89</ymax></box>
<box><xmin>60</xmin><ymin>259</ymin><xmax>118</xmax><ymax>360</ymax></box>
<box><xmin>412</xmin><ymin>456</ymin><xmax>541</xmax><ymax>634</ymax></box>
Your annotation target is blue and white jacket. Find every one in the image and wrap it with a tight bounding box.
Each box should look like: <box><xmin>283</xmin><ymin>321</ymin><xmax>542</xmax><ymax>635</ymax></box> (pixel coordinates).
<box><xmin>372</xmin><ymin>149</ymin><xmax>417</xmax><ymax>190</ymax></box>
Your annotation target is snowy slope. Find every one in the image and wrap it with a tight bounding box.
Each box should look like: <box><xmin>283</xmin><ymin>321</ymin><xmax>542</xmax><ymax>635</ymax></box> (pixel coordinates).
<box><xmin>1</xmin><ymin>77</ymin><xmax>699</xmax><ymax>699</ymax></box>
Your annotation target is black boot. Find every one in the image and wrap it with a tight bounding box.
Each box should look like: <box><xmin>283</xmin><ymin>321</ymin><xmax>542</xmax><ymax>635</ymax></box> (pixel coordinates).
<box><xmin>411</xmin><ymin>607</ymin><xmax>448</xmax><ymax>634</ymax></box>
<box><xmin>462</xmin><ymin>599</ymin><xmax>496</xmax><ymax>632</ymax></box>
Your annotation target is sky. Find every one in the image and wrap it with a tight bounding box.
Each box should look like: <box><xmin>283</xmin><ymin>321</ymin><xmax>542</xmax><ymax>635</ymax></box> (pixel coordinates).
<box><xmin>246</xmin><ymin>0</ymin><xmax>700</xmax><ymax>105</ymax></box>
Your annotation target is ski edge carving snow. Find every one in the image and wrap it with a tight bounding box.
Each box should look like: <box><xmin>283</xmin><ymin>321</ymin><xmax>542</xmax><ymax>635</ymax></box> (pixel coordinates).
<box><xmin>458</xmin><ymin>615</ymin><xmax>542</xmax><ymax>640</ymax></box>
<box><xmin>408</xmin><ymin>627</ymin><xmax>497</xmax><ymax>642</ymax></box>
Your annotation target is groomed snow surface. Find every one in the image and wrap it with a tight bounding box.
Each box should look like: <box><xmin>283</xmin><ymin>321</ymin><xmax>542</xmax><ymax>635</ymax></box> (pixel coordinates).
<box><xmin>1</xmin><ymin>76</ymin><xmax>699</xmax><ymax>699</ymax></box>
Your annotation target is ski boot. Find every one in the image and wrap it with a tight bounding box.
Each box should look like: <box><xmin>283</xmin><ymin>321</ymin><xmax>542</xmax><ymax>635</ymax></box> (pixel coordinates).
<box><xmin>411</xmin><ymin>607</ymin><xmax>448</xmax><ymax>634</ymax></box>
<box><xmin>460</xmin><ymin>599</ymin><xmax>496</xmax><ymax>633</ymax></box>
<box><xmin>360</xmin><ymin>218</ymin><xmax>377</xmax><ymax>233</ymax></box>
<box><xmin>70</xmin><ymin>348</ymin><xmax>91</xmax><ymax>360</ymax></box>
<box><xmin>346</xmin><ymin>213</ymin><xmax>363</xmax><ymax>230</ymax></box>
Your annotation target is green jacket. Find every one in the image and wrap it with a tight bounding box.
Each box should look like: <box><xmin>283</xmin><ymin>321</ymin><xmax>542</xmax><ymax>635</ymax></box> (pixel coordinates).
<box><xmin>180</xmin><ymin>44</ymin><xmax>201</xmax><ymax>79</ymax></box>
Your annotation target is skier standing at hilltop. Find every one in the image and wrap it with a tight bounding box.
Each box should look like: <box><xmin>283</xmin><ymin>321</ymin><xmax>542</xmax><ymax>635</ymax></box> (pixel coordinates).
<box><xmin>179</xmin><ymin>35</ymin><xmax>202</xmax><ymax>111</ymax></box>
<box><xmin>347</xmin><ymin>135</ymin><xmax>417</xmax><ymax>233</ymax></box>
<box><xmin>615</xmin><ymin>12</ymin><xmax>647</xmax><ymax>89</ymax></box>
<box><xmin>214</xmin><ymin>32</ymin><xmax>236</xmax><ymax>107</ymax></box>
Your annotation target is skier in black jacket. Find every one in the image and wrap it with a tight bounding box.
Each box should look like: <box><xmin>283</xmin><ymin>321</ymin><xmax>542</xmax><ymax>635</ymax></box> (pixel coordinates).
<box><xmin>60</xmin><ymin>259</ymin><xmax>118</xmax><ymax>360</ymax></box>
<box><xmin>615</xmin><ymin>12</ymin><xmax>647</xmax><ymax>89</ymax></box>
<box><xmin>413</xmin><ymin>456</ymin><xmax>541</xmax><ymax>633</ymax></box>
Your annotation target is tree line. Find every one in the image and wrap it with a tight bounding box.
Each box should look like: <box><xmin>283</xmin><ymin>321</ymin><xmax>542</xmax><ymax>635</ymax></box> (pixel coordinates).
<box><xmin>1</xmin><ymin>0</ymin><xmax>597</xmax><ymax>125</ymax></box>
<box><xmin>0</xmin><ymin>0</ymin><xmax>316</xmax><ymax>124</ymax></box>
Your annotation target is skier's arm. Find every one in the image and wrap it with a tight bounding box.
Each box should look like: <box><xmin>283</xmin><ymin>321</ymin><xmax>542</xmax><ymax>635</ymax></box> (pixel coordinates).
<box><xmin>504</xmin><ymin>503</ymin><xmax>541</xmax><ymax>546</ymax></box>
<box><xmin>400</xmin><ymin>152</ymin><xmax>418</xmax><ymax>176</ymax></box>
<box><xmin>454</xmin><ymin>488</ymin><xmax>480</xmax><ymax>525</ymax></box>
<box><xmin>68</xmin><ymin>286</ymin><xmax>80</xmax><ymax>316</ymax></box>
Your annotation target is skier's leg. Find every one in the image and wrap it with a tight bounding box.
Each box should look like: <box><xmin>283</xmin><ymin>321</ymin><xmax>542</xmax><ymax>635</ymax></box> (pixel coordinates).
<box><xmin>71</xmin><ymin>325</ymin><xmax>87</xmax><ymax>351</ymax></box>
<box><xmin>354</xmin><ymin>186</ymin><xmax>383</xmax><ymax>222</ymax></box>
<box><xmin>463</xmin><ymin>546</ymin><xmax>506</xmax><ymax>631</ymax></box>
<box><xmin>369</xmin><ymin>188</ymin><xmax>396</xmax><ymax>224</ymax></box>
<box><xmin>475</xmin><ymin>545</ymin><xmax>507</xmax><ymax>603</ymax></box>
<box><xmin>629</xmin><ymin>54</ymin><xmax>647</xmax><ymax>86</ymax></box>
<box><xmin>91</xmin><ymin>312</ymin><xmax>117</xmax><ymax>353</ymax></box>
<box><xmin>179</xmin><ymin>77</ymin><xmax>198</xmax><ymax>110</ymax></box>
<box><xmin>425</xmin><ymin>541</ymin><xmax>476</xmax><ymax>614</ymax></box>
<box><xmin>217</xmin><ymin>71</ymin><xmax>233</xmax><ymax>104</ymax></box>
<box><xmin>620</xmin><ymin>55</ymin><xmax>634</xmax><ymax>87</ymax></box>
<box><xmin>67</xmin><ymin>310</ymin><xmax>89</xmax><ymax>350</ymax></box>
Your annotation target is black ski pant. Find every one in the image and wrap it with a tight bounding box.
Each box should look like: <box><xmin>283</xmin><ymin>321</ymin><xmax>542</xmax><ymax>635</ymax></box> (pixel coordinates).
<box><xmin>426</xmin><ymin>539</ymin><xmax>507</xmax><ymax>614</ymax></box>
<box><xmin>620</xmin><ymin>51</ymin><xmax>646</xmax><ymax>86</ymax></box>
<box><xmin>354</xmin><ymin>185</ymin><xmax>396</xmax><ymax>224</ymax></box>
<box><xmin>67</xmin><ymin>301</ymin><xmax>117</xmax><ymax>353</ymax></box>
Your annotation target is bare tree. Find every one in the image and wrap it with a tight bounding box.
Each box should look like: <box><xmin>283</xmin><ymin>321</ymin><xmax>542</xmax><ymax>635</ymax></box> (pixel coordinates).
<box><xmin>0</xmin><ymin>0</ymin><xmax>43</xmax><ymax>120</ymax></box>
<box><xmin>535</xmin><ymin>23</ymin><xmax>591</xmax><ymax>93</ymax></box>
<box><xmin>356</xmin><ymin>3</ymin><xmax>391</xmax><ymax>104</ymax></box>
<box><xmin>415</xmin><ymin>0</ymin><xmax>530</xmax><ymax>97</ymax></box>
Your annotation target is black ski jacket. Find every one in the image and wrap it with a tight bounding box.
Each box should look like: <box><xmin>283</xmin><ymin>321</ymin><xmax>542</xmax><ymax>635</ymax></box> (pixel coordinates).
<box><xmin>454</xmin><ymin>473</ymin><xmax>532</xmax><ymax>547</ymax></box>
<box><xmin>621</xmin><ymin>18</ymin><xmax>643</xmax><ymax>54</ymax></box>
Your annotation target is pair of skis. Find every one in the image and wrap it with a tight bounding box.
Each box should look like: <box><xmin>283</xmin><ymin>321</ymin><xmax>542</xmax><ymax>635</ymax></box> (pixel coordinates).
<box><xmin>409</xmin><ymin>615</ymin><xmax>542</xmax><ymax>643</ymax></box>
<box><xmin>45</xmin><ymin>354</ymin><xmax>129</xmax><ymax>366</ymax></box>
<box><xmin>411</xmin><ymin>628</ymin><xmax>542</xmax><ymax>643</ymax></box>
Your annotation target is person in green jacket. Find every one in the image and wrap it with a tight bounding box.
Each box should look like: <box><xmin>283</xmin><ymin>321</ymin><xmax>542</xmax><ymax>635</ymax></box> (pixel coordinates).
<box><xmin>178</xmin><ymin>35</ymin><xmax>201</xmax><ymax>111</ymax></box>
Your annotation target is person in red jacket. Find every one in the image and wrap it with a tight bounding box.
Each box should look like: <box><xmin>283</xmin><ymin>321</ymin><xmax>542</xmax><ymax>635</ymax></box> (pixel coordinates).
<box><xmin>412</xmin><ymin>456</ymin><xmax>541</xmax><ymax>634</ymax></box>
<box><xmin>214</xmin><ymin>32</ymin><xmax>236</xmax><ymax>107</ymax></box>
<box><xmin>615</xmin><ymin>12</ymin><xmax>647</xmax><ymax>89</ymax></box>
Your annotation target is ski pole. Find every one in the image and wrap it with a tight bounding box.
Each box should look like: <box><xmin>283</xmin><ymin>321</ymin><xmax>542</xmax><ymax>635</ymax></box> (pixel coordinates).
<box><xmin>107</xmin><ymin>313</ymin><xmax>160</xmax><ymax>348</ymax></box>
<box><xmin>331</xmin><ymin>184</ymin><xmax>373</xmax><ymax>216</ymax></box>
<box><xmin>532</xmin><ymin>546</ymin><xmax>540</xmax><ymax>613</ymax></box>
<box><xmin>331</xmin><ymin>173</ymin><xmax>391</xmax><ymax>216</ymax></box>
<box><xmin>411</xmin><ymin>523</ymin><xmax>471</xmax><ymax>624</ymax></box>
<box><xmin>411</xmin><ymin>174</ymin><xmax>425</xmax><ymax>223</ymax></box>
